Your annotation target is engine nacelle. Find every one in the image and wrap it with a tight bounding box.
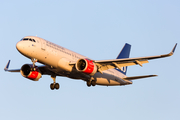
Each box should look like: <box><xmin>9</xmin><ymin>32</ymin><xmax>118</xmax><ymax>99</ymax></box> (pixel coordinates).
<box><xmin>20</xmin><ymin>64</ymin><xmax>42</xmax><ymax>81</ymax></box>
<box><xmin>75</xmin><ymin>59</ymin><xmax>97</xmax><ymax>76</ymax></box>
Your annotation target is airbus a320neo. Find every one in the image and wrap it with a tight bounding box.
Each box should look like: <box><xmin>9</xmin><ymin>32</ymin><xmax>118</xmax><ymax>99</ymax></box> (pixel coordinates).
<box><xmin>4</xmin><ymin>36</ymin><xmax>177</xmax><ymax>90</ymax></box>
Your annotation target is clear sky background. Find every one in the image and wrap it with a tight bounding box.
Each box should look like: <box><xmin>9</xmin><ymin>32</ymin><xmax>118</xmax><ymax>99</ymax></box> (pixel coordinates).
<box><xmin>1</xmin><ymin>0</ymin><xmax>180</xmax><ymax>120</ymax></box>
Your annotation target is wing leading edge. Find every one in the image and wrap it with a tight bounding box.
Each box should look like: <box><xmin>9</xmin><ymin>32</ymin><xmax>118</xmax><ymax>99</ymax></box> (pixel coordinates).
<box><xmin>4</xmin><ymin>60</ymin><xmax>52</xmax><ymax>75</ymax></box>
<box><xmin>94</xmin><ymin>43</ymin><xmax>177</xmax><ymax>72</ymax></box>
<box><xmin>4</xmin><ymin>60</ymin><xmax>20</xmax><ymax>72</ymax></box>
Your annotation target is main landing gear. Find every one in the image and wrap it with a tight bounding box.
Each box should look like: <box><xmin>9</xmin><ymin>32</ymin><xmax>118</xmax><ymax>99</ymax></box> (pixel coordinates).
<box><xmin>87</xmin><ymin>78</ymin><xmax>96</xmax><ymax>87</ymax></box>
<box><xmin>50</xmin><ymin>75</ymin><xmax>60</xmax><ymax>90</ymax></box>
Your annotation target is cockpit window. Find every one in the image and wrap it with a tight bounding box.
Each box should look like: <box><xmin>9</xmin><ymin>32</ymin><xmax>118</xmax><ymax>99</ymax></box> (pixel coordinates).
<box><xmin>21</xmin><ymin>38</ymin><xmax>36</xmax><ymax>42</ymax></box>
<box><xmin>23</xmin><ymin>38</ymin><xmax>29</xmax><ymax>41</ymax></box>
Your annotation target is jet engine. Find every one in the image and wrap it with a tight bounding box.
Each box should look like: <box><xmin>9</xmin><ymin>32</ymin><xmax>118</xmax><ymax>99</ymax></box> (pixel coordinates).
<box><xmin>20</xmin><ymin>64</ymin><xmax>42</xmax><ymax>81</ymax></box>
<box><xmin>75</xmin><ymin>59</ymin><xmax>97</xmax><ymax>76</ymax></box>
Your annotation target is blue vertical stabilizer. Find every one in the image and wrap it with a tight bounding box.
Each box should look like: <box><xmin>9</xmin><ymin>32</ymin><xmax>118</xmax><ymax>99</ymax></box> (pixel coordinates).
<box><xmin>115</xmin><ymin>43</ymin><xmax>131</xmax><ymax>75</ymax></box>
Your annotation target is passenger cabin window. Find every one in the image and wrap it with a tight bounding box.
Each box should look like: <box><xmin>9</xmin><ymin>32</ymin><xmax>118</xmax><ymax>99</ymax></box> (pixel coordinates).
<box><xmin>21</xmin><ymin>38</ymin><xmax>36</xmax><ymax>42</ymax></box>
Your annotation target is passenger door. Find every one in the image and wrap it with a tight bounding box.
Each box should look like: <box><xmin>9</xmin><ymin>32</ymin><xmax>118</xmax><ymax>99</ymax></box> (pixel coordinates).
<box><xmin>41</xmin><ymin>39</ymin><xmax>46</xmax><ymax>51</ymax></box>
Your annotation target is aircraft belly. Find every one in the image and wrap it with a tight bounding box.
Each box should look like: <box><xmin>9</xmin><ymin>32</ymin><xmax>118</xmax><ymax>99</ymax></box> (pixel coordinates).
<box><xmin>93</xmin><ymin>73</ymin><xmax>121</xmax><ymax>86</ymax></box>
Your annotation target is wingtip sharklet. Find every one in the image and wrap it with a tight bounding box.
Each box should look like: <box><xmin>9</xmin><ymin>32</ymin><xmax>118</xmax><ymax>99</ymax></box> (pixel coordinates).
<box><xmin>169</xmin><ymin>43</ymin><xmax>177</xmax><ymax>56</ymax></box>
<box><xmin>161</xmin><ymin>43</ymin><xmax>177</xmax><ymax>57</ymax></box>
<box><xmin>4</xmin><ymin>60</ymin><xmax>10</xmax><ymax>71</ymax></box>
<box><xmin>171</xmin><ymin>43</ymin><xmax>177</xmax><ymax>54</ymax></box>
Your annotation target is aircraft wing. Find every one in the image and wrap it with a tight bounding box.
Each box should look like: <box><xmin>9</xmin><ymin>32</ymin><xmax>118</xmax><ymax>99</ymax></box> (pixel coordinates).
<box><xmin>4</xmin><ymin>60</ymin><xmax>54</xmax><ymax>75</ymax></box>
<box><xmin>4</xmin><ymin>60</ymin><xmax>20</xmax><ymax>72</ymax></box>
<box><xmin>94</xmin><ymin>43</ymin><xmax>177</xmax><ymax>72</ymax></box>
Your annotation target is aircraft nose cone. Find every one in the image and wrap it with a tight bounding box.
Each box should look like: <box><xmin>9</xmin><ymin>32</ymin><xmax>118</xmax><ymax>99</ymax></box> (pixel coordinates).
<box><xmin>16</xmin><ymin>41</ymin><xmax>23</xmax><ymax>52</ymax></box>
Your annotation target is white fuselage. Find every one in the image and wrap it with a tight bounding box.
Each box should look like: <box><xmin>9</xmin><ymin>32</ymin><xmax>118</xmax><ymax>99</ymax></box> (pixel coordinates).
<box><xmin>16</xmin><ymin>36</ymin><xmax>132</xmax><ymax>86</ymax></box>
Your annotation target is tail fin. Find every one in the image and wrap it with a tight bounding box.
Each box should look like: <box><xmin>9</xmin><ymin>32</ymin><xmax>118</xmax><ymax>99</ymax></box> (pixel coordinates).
<box><xmin>115</xmin><ymin>43</ymin><xmax>131</xmax><ymax>75</ymax></box>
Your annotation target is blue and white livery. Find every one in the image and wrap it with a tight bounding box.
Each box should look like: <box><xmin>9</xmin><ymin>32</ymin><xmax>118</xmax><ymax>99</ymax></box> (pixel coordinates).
<box><xmin>4</xmin><ymin>36</ymin><xmax>177</xmax><ymax>90</ymax></box>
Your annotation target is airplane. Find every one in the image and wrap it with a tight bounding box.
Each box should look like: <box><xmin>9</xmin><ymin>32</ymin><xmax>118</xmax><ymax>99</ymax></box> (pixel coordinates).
<box><xmin>4</xmin><ymin>36</ymin><xmax>177</xmax><ymax>90</ymax></box>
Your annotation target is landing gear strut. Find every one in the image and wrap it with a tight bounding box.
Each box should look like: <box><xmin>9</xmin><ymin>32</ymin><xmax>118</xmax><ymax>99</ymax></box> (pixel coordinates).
<box><xmin>31</xmin><ymin>58</ymin><xmax>37</xmax><ymax>71</ymax></box>
<box><xmin>50</xmin><ymin>75</ymin><xmax>60</xmax><ymax>90</ymax></box>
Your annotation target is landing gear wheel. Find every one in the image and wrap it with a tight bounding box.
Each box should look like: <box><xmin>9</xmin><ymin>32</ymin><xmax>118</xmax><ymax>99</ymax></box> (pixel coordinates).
<box><xmin>50</xmin><ymin>83</ymin><xmax>55</xmax><ymax>90</ymax></box>
<box><xmin>91</xmin><ymin>80</ymin><xmax>96</xmax><ymax>86</ymax></box>
<box><xmin>50</xmin><ymin>83</ymin><xmax>60</xmax><ymax>90</ymax></box>
<box><xmin>50</xmin><ymin>75</ymin><xmax>60</xmax><ymax>90</ymax></box>
<box><xmin>55</xmin><ymin>83</ymin><xmax>60</xmax><ymax>89</ymax></box>
<box><xmin>87</xmin><ymin>81</ymin><xmax>91</xmax><ymax>87</ymax></box>
<box><xmin>30</xmin><ymin>67</ymin><xmax>36</xmax><ymax>71</ymax></box>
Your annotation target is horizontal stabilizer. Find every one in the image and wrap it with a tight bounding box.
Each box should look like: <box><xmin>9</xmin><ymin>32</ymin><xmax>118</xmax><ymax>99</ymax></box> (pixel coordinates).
<box><xmin>123</xmin><ymin>75</ymin><xmax>157</xmax><ymax>80</ymax></box>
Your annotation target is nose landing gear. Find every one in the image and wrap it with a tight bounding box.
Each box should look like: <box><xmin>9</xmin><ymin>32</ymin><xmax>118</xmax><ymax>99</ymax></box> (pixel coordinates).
<box><xmin>30</xmin><ymin>58</ymin><xmax>60</xmax><ymax>90</ymax></box>
<box><xmin>31</xmin><ymin>58</ymin><xmax>38</xmax><ymax>71</ymax></box>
